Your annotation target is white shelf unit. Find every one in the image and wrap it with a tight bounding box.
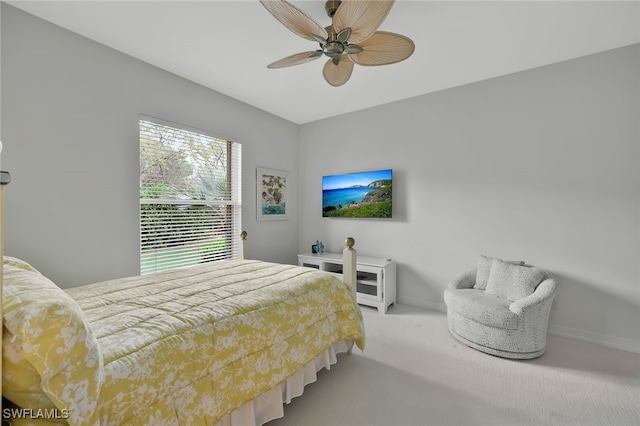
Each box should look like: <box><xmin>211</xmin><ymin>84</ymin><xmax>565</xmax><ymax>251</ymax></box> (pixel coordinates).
<box><xmin>297</xmin><ymin>252</ymin><xmax>396</xmax><ymax>314</ymax></box>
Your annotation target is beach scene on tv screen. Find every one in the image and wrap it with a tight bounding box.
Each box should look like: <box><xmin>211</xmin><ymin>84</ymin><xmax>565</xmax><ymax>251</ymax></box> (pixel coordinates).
<box><xmin>322</xmin><ymin>169</ymin><xmax>392</xmax><ymax>218</ymax></box>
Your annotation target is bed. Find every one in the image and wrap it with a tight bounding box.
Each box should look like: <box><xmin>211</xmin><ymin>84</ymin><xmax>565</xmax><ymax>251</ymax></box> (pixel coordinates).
<box><xmin>2</xmin><ymin>235</ymin><xmax>365</xmax><ymax>425</ymax></box>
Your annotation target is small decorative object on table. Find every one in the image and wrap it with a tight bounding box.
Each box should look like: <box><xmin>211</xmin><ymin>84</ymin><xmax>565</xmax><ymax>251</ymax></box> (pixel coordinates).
<box><xmin>312</xmin><ymin>240</ymin><xmax>325</xmax><ymax>254</ymax></box>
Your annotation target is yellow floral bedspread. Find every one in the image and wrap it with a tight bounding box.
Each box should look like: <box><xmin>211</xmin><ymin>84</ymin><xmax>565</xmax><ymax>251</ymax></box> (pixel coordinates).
<box><xmin>4</xmin><ymin>258</ymin><xmax>364</xmax><ymax>425</ymax></box>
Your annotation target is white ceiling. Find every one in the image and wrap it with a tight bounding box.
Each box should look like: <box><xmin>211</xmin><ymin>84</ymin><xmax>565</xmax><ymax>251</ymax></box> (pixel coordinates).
<box><xmin>7</xmin><ymin>0</ymin><xmax>640</xmax><ymax>124</ymax></box>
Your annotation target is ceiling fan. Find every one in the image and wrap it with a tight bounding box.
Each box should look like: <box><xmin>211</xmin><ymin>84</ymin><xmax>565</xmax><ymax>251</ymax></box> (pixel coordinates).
<box><xmin>260</xmin><ymin>0</ymin><xmax>415</xmax><ymax>87</ymax></box>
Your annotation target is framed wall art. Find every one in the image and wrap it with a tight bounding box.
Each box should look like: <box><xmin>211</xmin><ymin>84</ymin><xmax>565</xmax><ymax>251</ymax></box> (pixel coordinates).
<box><xmin>257</xmin><ymin>167</ymin><xmax>289</xmax><ymax>221</ymax></box>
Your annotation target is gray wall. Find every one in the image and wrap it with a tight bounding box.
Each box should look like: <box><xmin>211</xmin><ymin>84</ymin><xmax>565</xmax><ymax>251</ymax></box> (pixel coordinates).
<box><xmin>298</xmin><ymin>44</ymin><xmax>640</xmax><ymax>351</ymax></box>
<box><xmin>1</xmin><ymin>4</ymin><xmax>300</xmax><ymax>287</ymax></box>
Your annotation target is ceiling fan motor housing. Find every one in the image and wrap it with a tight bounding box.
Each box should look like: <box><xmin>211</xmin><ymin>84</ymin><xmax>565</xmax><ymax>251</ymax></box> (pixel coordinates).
<box><xmin>323</xmin><ymin>41</ymin><xmax>344</xmax><ymax>57</ymax></box>
<box><xmin>322</xmin><ymin>25</ymin><xmax>344</xmax><ymax>58</ymax></box>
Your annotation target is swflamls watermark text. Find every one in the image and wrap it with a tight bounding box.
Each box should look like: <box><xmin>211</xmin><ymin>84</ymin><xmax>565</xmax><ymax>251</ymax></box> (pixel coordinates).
<box><xmin>2</xmin><ymin>408</ymin><xmax>70</xmax><ymax>420</ymax></box>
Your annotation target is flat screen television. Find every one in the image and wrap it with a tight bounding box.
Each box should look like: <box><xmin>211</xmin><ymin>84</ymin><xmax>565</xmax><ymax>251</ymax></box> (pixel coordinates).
<box><xmin>322</xmin><ymin>169</ymin><xmax>392</xmax><ymax>218</ymax></box>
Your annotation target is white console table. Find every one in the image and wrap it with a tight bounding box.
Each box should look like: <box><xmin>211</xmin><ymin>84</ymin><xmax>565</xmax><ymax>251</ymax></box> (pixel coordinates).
<box><xmin>297</xmin><ymin>252</ymin><xmax>396</xmax><ymax>314</ymax></box>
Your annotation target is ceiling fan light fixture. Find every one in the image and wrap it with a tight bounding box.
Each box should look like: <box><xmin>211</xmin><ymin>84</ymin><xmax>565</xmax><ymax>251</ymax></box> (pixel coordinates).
<box><xmin>324</xmin><ymin>41</ymin><xmax>344</xmax><ymax>58</ymax></box>
<box><xmin>260</xmin><ymin>0</ymin><xmax>414</xmax><ymax>86</ymax></box>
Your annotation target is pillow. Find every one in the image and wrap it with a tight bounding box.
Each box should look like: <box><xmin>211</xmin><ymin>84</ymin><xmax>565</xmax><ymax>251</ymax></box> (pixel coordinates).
<box><xmin>474</xmin><ymin>255</ymin><xmax>494</xmax><ymax>290</ymax></box>
<box><xmin>474</xmin><ymin>255</ymin><xmax>524</xmax><ymax>290</ymax></box>
<box><xmin>2</xmin><ymin>261</ymin><xmax>103</xmax><ymax>424</ymax></box>
<box><xmin>3</xmin><ymin>328</ymin><xmax>57</xmax><ymax>409</ymax></box>
<box><xmin>485</xmin><ymin>258</ymin><xmax>547</xmax><ymax>301</ymax></box>
<box><xmin>3</xmin><ymin>255</ymin><xmax>41</xmax><ymax>273</ymax></box>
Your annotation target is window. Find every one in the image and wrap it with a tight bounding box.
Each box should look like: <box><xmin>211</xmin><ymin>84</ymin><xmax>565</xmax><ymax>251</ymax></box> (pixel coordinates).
<box><xmin>139</xmin><ymin>117</ymin><xmax>242</xmax><ymax>274</ymax></box>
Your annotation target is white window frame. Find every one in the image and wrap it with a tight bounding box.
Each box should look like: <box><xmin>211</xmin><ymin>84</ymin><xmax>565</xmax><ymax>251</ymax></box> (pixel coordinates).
<box><xmin>139</xmin><ymin>116</ymin><xmax>242</xmax><ymax>274</ymax></box>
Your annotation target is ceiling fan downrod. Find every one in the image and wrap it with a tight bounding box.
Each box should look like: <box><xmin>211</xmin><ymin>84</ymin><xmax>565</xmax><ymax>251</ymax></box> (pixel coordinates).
<box><xmin>325</xmin><ymin>0</ymin><xmax>342</xmax><ymax>18</ymax></box>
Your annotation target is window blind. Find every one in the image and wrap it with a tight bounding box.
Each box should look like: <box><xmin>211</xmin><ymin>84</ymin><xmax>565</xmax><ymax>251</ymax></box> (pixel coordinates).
<box><xmin>139</xmin><ymin>117</ymin><xmax>242</xmax><ymax>274</ymax></box>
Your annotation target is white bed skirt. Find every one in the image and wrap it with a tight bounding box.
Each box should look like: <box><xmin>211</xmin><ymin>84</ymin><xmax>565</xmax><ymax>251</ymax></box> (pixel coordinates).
<box><xmin>213</xmin><ymin>339</ymin><xmax>353</xmax><ymax>426</ymax></box>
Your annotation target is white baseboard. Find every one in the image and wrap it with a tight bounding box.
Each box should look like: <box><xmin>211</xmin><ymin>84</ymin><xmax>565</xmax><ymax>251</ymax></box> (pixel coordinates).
<box><xmin>395</xmin><ymin>297</ymin><xmax>640</xmax><ymax>354</ymax></box>
<box><xmin>548</xmin><ymin>324</ymin><xmax>640</xmax><ymax>354</ymax></box>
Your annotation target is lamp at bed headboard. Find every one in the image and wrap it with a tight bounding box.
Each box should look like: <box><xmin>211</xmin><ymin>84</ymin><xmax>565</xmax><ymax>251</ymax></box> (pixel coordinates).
<box><xmin>0</xmin><ymin>140</ymin><xmax>9</xmax><ymax>185</ymax></box>
<box><xmin>0</xmin><ymin>172</ymin><xmax>10</xmax><ymax>185</ymax></box>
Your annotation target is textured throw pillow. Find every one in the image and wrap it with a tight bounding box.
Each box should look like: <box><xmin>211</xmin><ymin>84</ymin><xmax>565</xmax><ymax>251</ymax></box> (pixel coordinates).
<box><xmin>474</xmin><ymin>255</ymin><xmax>494</xmax><ymax>290</ymax></box>
<box><xmin>485</xmin><ymin>258</ymin><xmax>546</xmax><ymax>301</ymax></box>
<box><xmin>474</xmin><ymin>255</ymin><xmax>524</xmax><ymax>290</ymax></box>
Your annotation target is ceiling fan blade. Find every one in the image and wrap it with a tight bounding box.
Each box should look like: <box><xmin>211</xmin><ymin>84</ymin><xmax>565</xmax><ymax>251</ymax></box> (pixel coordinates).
<box><xmin>323</xmin><ymin>56</ymin><xmax>354</xmax><ymax>87</ymax></box>
<box><xmin>333</xmin><ymin>0</ymin><xmax>395</xmax><ymax>44</ymax></box>
<box><xmin>267</xmin><ymin>51</ymin><xmax>323</xmax><ymax>69</ymax></box>
<box><xmin>348</xmin><ymin>31</ymin><xmax>415</xmax><ymax>66</ymax></box>
<box><xmin>260</xmin><ymin>0</ymin><xmax>328</xmax><ymax>42</ymax></box>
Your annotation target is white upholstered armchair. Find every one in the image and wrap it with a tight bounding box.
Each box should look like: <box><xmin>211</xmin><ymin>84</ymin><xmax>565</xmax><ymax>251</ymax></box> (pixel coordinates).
<box><xmin>444</xmin><ymin>255</ymin><xmax>557</xmax><ymax>359</ymax></box>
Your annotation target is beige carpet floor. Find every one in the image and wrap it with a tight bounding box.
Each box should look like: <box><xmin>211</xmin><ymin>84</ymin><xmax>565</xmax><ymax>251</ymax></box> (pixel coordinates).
<box><xmin>267</xmin><ymin>304</ymin><xmax>640</xmax><ymax>426</ymax></box>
